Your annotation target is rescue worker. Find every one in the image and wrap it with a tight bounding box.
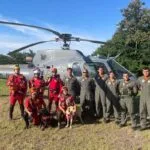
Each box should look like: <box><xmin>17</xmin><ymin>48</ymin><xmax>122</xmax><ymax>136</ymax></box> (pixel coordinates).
<box><xmin>105</xmin><ymin>71</ymin><xmax>120</xmax><ymax>124</ymax></box>
<box><xmin>80</xmin><ymin>69</ymin><xmax>95</xmax><ymax>117</ymax></box>
<box><xmin>29</xmin><ymin>68</ymin><xmax>46</xmax><ymax>110</ymax></box>
<box><xmin>57</xmin><ymin>86</ymin><xmax>75</xmax><ymax>129</ymax></box>
<box><xmin>119</xmin><ymin>73</ymin><xmax>138</xmax><ymax>129</ymax></box>
<box><xmin>7</xmin><ymin>64</ymin><xmax>27</xmax><ymax>120</ymax></box>
<box><xmin>63</xmin><ymin>67</ymin><xmax>80</xmax><ymax>103</ymax></box>
<box><xmin>137</xmin><ymin>67</ymin><xmax>150</xmax><ymax>130</ymax></box>
<box><xmin>46</xmin><ymin>68</ymin><xmax>63</xmax><ymax>112</ymax></box>
<box><xmin>94</xmin><ymin>67</ymin><xmax>108</xmax><ymax>121</ymax></box>
<box><xmin>24</xmin><ymin>90</ymin><xmax>39</xmax><ymax>128</ymax></box>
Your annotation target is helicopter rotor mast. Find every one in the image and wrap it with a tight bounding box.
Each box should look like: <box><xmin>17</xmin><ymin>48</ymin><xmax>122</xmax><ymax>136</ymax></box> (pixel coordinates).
<box><xmin>0</xmin><ymin>20</ymin><xmax>106</xmax><ymax>55</ymax></box>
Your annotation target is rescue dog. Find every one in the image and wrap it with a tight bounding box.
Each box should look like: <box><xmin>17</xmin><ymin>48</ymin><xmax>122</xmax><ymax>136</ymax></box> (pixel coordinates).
<box><xmin>65</xmin><ymin>106</ymin><xmax>76</xmax><ymax>128</ymax></box>
<box><xmin>65</xmin><ymin>105</ymin><xmax>84</xmax><ymax>128</ymax></box>
<box><xmin>38</xmin><ymin>109</ymin><xmax>51</xmax><ymax>130</ymax></box>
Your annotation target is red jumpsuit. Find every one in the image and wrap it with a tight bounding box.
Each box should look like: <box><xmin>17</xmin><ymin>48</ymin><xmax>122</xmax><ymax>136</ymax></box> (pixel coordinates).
<box><xmin>24</xmin><ymin>97</ymin><xmax>39</xmax><ymax>125</ymax></box>
<box><xmin>29</xmin><ymin>77</ymin><xmax>46</xmax><ymax>110</ymax></box>
<box><xmin>57</xmin><ymin>93</ymin><xmax>75</xmax><ymax>122</ymax></box>
<box><xmin>47</xmin><ymin>75</ymin><xmax>63</xmax><ymax>103</ymax></box>
<box><xmin>7</xmin><ymin>74</ymin><xmax>27</xmax><ymax>105</ymax></box>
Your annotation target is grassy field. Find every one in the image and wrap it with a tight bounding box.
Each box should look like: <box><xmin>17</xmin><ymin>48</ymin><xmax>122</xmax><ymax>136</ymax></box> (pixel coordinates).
<box><xmin>0</xmin><ymin>79</ymin><xmax>150</xmax><ymax>150</ymax></box>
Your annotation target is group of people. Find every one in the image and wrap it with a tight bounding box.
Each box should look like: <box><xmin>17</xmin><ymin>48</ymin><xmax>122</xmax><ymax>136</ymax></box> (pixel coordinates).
<box><xmin>6</xmin><ymin>64</ymin><xmax>150</xmax><ymax>131</ymax></box>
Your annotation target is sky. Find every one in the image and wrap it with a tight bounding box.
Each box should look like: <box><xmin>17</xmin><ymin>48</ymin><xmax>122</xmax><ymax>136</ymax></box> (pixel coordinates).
<box><xmin>0</xmin><ymin>0</ymin><xmax>150</xmax><ymax>56</ymax></box>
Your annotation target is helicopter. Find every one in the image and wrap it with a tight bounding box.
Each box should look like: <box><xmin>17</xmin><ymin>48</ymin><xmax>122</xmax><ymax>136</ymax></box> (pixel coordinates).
<box><xmin>0</xmin><ymin>20</ymin><xmax>135</xmax><ymax>80</ymax></box>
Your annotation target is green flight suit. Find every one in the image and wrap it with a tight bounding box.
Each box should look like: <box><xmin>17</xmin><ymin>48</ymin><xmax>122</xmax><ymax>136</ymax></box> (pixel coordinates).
<box><xmin>105</xmin><ymin>79</ymin><xmax>120</xmax><ymax>121</ymax></box>
<box><xmin>94</xmin><ymin>74</ymin><xmax>108</xmax><ymax>118</ymax></box>
<box><xmin>138</xmin><ymin>76</ymin><xmax>150</xmax><ymax>128</ymax></box>
<box><xmin>119</xmin><ymin>79</ymin><xmax>137</xmax><ymax>127</ymax></box>
<box><xmin>80</xmin><ymin>77</ymin><xmax>95</xmax><ymax>115</ymax></box>
<box><xmin>63</xmin><ymin>75</ymin><xmax>80</xmax><ymax>103</ymax></box>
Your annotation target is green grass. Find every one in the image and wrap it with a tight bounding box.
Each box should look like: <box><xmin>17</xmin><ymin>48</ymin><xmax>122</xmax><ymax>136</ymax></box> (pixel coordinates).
<box><xmin>0</xmin><ymin>79</ymin><xmax>150</xmax><ymax>150</ymax></box>
<box><xmin>0</xmin><ymin>79</ymin><xmax>9</xmax><ymax>96</ymax></box>
<box><xmin>0</xmin><ymin>96</ymin><xmax>150</xmax><ymax>150</ymax></box>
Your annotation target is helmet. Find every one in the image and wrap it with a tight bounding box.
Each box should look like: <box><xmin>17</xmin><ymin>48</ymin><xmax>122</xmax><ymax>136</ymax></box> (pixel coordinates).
<box><xmin>14</xmin><ymin>64</ymin><xmax>20</xmax><ymax>70</ymax></box>
<box><xmin>33</xmin><ymin>68</ymin><xmax>41</xmax><ymax>74</ymax></box>
<box><xmin>51</xmin><ymin>68</ymin><xmax>57</xmax><ymax>73</ymax></box>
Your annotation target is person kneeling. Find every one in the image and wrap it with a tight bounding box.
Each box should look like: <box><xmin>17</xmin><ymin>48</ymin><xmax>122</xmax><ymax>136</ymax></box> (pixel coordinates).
<box><xmin>23</xmin><ymin>92</ymin><xmax>40</xmax><ymax>129</ymax></box>
<box><xmin>57</xmin><ymin>86</ymin><xmax>76</xmax><ymax>129</ymax></box>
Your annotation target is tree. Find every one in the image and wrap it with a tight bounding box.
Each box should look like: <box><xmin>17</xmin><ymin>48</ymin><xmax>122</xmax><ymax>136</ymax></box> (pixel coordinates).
<box><xmin>0</xmin><ymin>49</ymin><xmax>36</xmax><ymax>64</ymax></box>
<box><xmin>93</xmin><ymin>0</ymin><xmax>150</xmax><ymax>75</ymax></box>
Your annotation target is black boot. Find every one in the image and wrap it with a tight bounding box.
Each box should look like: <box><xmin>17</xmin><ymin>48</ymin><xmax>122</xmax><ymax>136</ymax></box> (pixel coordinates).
<box><xmin>23</xmin><ymin>112</ymin><xmax>29</xmax><ymax>129</ymax></box>
<box><xmin>9</xmin><ymin>105</ymin><xmax>14</xmax><ymax>120</ymax></box>
<box><xmin>20</xmin><ymin>104</ymin><xmax>24</xmax><ymax>118</ymax></box>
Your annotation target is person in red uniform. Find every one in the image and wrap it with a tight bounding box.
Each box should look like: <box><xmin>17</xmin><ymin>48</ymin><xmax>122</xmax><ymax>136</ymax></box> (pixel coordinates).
<box><xmin>46</xmin><ymin>68</ymin><xmax>63</xmax><ymax>112</ymax></box>
<box><xmin>7</xmin><ymin>64</ymin><xmax>27</xmax><ymax>120</ymax></box>
<box><xmin>57</xmin><ymin>86</ymin><xmax>75</xmax><ymax>129</ymax></box>
<box><xmin>24</xmin><ymin>90</ymin><xmax>40</xmax><ymax>128</ymax></box>
<box><xmin>29</xmin><ymin>68</ymin><xmax>46</xmax><ymax>111</ymax></box>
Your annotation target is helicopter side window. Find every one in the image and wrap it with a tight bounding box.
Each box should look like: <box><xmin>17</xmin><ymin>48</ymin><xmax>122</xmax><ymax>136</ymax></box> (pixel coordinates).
<box><xmin>72</xmin><ymin>63</ymin><xmax>82</xmax><ymax>77</ymax></box>
<box><xmin>107</xmin><ymin>59</ymin><xmax>133</xmax><ymax>79</ymax></box>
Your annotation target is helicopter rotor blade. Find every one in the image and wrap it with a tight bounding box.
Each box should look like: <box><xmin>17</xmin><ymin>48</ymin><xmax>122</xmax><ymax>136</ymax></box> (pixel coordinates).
<box><xmin>0</xmin><ymin>21</ymin><xmax>61</xmax><ymax>37</ymax></box>
<box><xmin>8</xmin><ymin>39</ymin><xmax>58</xmax><ymax>55</ymax></box>
<box><xmin>71</xmin><ymin>37</ymin><xmax>106</xmax><ymax>44</ymax></box>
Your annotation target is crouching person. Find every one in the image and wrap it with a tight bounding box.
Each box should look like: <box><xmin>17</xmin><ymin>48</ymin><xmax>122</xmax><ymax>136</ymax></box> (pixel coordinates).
<box><xmin>23</xmin><ymin>91</ymin><xmax>40</xmax><ymax>129</ymax></box>
<box><xmin>57</xmin><ymin>86</ymin><xmax>76</xmax><ymax>129</ymax></box>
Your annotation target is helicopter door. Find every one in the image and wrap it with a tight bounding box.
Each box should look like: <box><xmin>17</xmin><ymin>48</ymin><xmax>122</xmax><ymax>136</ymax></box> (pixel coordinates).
<box><xmin>72</xmin><ymin>62</ymin><xmax>82</xmax><ymax>77</ymax></box>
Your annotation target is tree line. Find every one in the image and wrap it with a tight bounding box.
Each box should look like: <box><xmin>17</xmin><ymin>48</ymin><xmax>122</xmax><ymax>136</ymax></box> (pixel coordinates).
<box><xmin>93</xmin><ymin>0</ymin><xmax>150</xmax><ymax>76</ymax></box>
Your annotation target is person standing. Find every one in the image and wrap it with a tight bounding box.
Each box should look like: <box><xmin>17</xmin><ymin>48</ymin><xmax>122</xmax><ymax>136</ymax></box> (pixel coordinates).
<box><xmin>63</xmin><ymin>68</ymin><xmax>80</xmax><ymax>103</ymax></box>
<box><xmin>105</xmin><ymin>71</ymin><xmax>120</xmax><ymax>124</ymax></box>
<box><xmin>80</xmin><ymin>69</ymin><xmax>95</xmax><ymax>117</ymax></box>
<box><xmin>137</xmin><ymin>67</ymin><xmax>150</xmax><ymax>130</ymax></box>
<box><xmin>119</xmin><ymin>73</ymin><xmax>137</xmax><ymax>129</ymax></box>
<box><xmin>29</xmin><ymin>68</ymin><xmax>46</xmax><ymax>110</ymax></box>
<box><xmin>94</xmin><ymin>67</ymin><xmax>108</xmax><ymax>121</ymax></box>
<box><xmin>7</xmin><ymin>65</ymin><xmax>27</xmax><ymax>120</ymax></box>
<box><xmin>46</xmin><ymin>68</ymin><xmax>63</xmax><ymax>112</ymax></box>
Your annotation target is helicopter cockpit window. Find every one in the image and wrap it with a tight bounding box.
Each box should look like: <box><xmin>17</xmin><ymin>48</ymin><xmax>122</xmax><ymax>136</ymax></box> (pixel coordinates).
<box><xmin>83</xmin><ymin>63</ymin><xmax>97</xmax><ymax>77</ymax></box>
<box><xmin>72</xmin><ymin>63</ymin><xmax>82</xmax><ymax>77</ymax></box>
<box><xmin>107</xmin><ymin>59</ymin><xmax>133</xmax><ymax>79</ymax></box>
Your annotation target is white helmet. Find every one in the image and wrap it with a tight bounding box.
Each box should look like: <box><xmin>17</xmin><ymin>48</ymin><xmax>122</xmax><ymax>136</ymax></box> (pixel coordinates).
<box><xmin>33</xmin><ymin>68</ymin><xmax>40</xmax><ymax>74</ymax></box>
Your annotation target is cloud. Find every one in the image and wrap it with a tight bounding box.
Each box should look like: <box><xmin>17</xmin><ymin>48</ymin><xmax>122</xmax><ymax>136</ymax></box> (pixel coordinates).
<box><xmin>0</xmin><ymin>15</ymin><xmax>105</xmax><ymax>55</ymax></box>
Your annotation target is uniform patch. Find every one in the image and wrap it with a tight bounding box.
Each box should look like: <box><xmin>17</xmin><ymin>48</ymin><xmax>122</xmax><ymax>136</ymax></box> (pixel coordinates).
<box><xmin>148</xmin><ymin>80</ymin><xmax>150</xmax><ymax>83</ymax></box>
<box><xmin>142</xmin><ymin>79</ymin><xmax>145</xmax><ymax>83</ymax></box>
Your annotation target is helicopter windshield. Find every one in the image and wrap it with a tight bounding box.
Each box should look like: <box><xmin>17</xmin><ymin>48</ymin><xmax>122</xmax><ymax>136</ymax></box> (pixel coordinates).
<box><xmin>72</xmin><ymin>62</ymin><xmax>82</xmax><ymax>77</ymax></box>
<box><xmin>107</xmin><ymin>59</ymin><xmax>134</xmax><ymax>79</ymax></box>
<box><xmin>83</xmin><ymin>63</ymin><xmax>97</xmax><ymax>77</ymax></box>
